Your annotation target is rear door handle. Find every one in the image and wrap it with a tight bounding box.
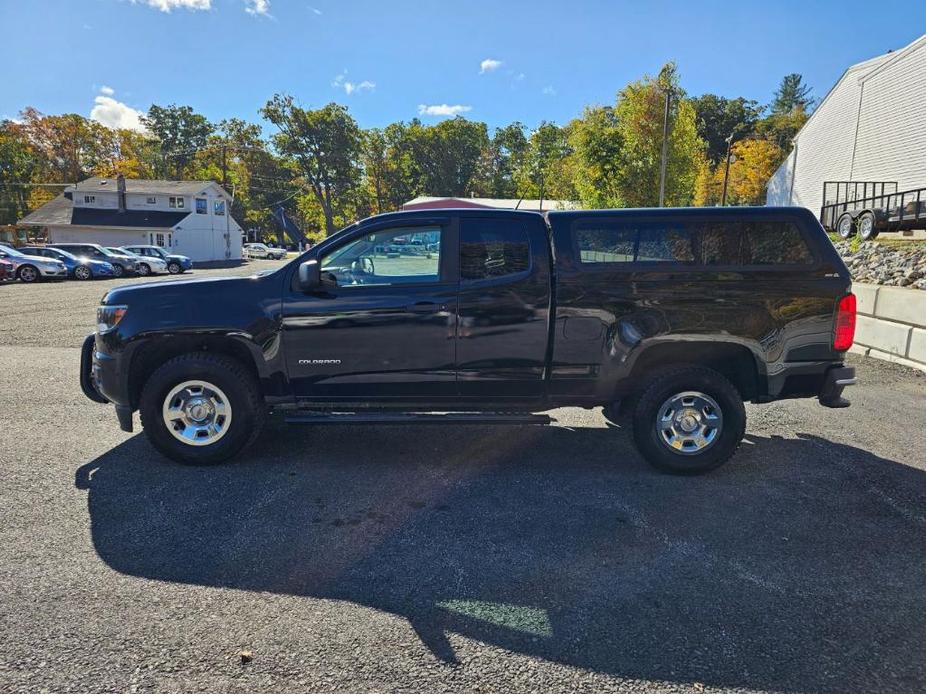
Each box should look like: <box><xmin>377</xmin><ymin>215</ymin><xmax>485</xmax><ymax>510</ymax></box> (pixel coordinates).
<box><xmin>406</xmin><ymin>302</ymin><xmax>443</xmax><ymax>313</ymax></box>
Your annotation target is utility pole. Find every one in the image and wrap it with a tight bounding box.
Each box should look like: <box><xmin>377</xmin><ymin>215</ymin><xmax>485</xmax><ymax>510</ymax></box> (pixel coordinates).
<box><xmin>221</xmin><ymin>144</ymin><xmax>228</xmax><ymax>189</ymax></box>
<box><xmin>721</xmin><ymin>132</ymin><xmax>735</xmax><ymax>206</ymax></box>
<box><xmin>658</xmin><ymin>87</ymin><xmax>672</xmax><ymax>207</ymax></box>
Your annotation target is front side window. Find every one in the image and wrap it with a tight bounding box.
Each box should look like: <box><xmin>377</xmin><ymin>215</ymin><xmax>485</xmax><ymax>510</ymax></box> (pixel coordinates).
<box><xmin>196</xmin><ymin>198</ymin><xmax>208</xmax><ymax>214</ymax></box>
<box><xmin>214</xmin><ymin>200</ymin><xmax>225</xmax><ymax>216</ymax></box>
<box><xmin>321</xmin><ymin>226</ymin><xmax>442</xmax><ymax>287</ymax></box>
<box><xmin>460</xmin><ymin>218</ymin><xmax>530</xmax><ymax>281</ymax></box>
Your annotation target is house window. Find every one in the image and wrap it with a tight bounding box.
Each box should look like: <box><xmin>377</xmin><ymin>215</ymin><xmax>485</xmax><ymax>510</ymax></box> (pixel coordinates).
<box><xmin>214</xmin><ymin>200</ymin><xmax>225</xmax><ymax>216</ymax></box>
<box><xmin>84</xmin><ymin>195</ymin><xmax>95</xmax><ymax>204</ymax></box>
<box><xmin>169</xmin><ymin>196</ymin><xmax>185</xmax><ymax>209</ymax></box>
<box><xmin>146</xmin><ymin>196</ymin><xmax>156</xmax><ymax>204</ymax></box>
<box><xmin>156</xmin><ymin>233</ymin><xmax>166</xmax><ymax>247</ymax></box>
<box><xmin>195</xmin><ymin>198</ymin><xmax>207</xmax><ymax>214</ymax></box>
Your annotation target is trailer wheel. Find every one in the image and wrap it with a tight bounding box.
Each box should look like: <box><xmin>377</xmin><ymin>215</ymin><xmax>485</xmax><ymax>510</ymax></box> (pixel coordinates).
<box><xmin>836</xmin><ymin>214</ymin><xmax>855</xmax><ymax>239</ymax></box>
<box><xmin>857</xmin><ymin>211</ymin><xmax>878</xmax><ymax>241</ymax></box>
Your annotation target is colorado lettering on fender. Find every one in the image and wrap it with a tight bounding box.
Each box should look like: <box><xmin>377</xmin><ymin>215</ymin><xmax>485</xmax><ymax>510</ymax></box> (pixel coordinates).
<box><xmin>299</xmin><ymin>359</ymin><xmax>342</xmax><ymax>365</ymax></box>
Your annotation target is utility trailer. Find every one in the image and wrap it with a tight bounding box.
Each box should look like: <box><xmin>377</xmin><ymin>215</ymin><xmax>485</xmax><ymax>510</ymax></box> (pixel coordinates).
<box><xmin>820</xmin><ymin>180</ymin><xmax>926</xmax><ymax>241</ymax></box>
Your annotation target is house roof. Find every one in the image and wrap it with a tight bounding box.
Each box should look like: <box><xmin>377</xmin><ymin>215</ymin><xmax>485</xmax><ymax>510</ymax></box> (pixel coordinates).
<box><xmin>403</xmin><ymin>196</ymin><xmax>577</xmax><ymax>211</ymax></box>
<box><xmin>72</xmin><ymin>177</ymin><xmax>224</xmax><ymax>196</ymax></box>
<box><xmin>18</xmin><ymin>194</ymin><xmax>187</xmax><ymax>229</ymax></box>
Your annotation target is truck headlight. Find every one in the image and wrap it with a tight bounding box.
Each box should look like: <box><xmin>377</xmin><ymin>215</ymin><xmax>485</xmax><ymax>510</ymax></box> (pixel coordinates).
<box><xmin>97</xmin><ymin>305</ymin><xmax>128</xmax><ymax>334</ymax></box>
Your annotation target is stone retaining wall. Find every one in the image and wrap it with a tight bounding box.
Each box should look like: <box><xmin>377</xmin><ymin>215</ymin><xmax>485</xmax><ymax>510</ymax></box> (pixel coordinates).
<box><xmin>851</xmin><ymin>283</ymin><xmax>926</xmax><ymax>372</ymax></box>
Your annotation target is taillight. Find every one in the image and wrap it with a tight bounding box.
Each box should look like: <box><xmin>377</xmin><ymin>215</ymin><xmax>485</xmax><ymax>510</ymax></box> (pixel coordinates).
<box><xmin>833</xmin><ymin>293</ymin><xmax>856</xmax><ymax>351</ymax></box>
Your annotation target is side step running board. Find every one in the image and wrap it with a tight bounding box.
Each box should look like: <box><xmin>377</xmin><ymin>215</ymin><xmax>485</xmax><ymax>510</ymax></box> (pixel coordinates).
<box><xmin>284</xmin><ymin>411</ymin><xmax>554</xmax><ymax>425</ymax></box>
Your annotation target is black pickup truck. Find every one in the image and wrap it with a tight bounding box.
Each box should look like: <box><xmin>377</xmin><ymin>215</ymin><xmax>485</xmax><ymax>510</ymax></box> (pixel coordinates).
<box><xmin>81</xmin><ymin>206</ymin><xmax>857</xmax><ymax>474</ymax></box>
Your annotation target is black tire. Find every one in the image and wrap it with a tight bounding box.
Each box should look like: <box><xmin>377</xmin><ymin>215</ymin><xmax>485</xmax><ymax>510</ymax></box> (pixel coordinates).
<box><xmin>632</xmin><ymin>365</ymin><xmax>746</xmax><ymax>475</ymax></box>
<box><xmin>836</xmin><ymin>213</ymin><xmax>855</xmax><ymax>239</ymax></box>
<box><xmin>139</xmin><ymin>353</ymin><xmax>266</xmax><ymax>465</ymax></box>
<box><xmin>857</xmin><ymin>211</ymin><xmax>878</xmax><ymax>241</ymax></box>
<box><xmin>112</xmin><ymin>264</ymin><xmax>124</xmax><ymax>278</ymax></box>
<box><xmin>17</xmin><ymin>265</ymin><xmax>40</xmax><ymax>283</ymax></box>
<box><xmin>167</xmin><ymin>261</ymin><xmax>182</xmax><ymax>274</ymax></box>
<box><xmin>74</xmin><ymin>265</ymin><xmax>93</xmax><ymax>281</ymax></box>
<box><xmin>136</xmin><ymin>263</ymin><xmax>151</xmax><ymax>276</ymax></box>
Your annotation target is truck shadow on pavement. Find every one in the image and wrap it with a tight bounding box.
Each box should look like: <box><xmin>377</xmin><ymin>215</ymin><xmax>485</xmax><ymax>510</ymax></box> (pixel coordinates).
<box><xmin>75</xmin><ymin>422</ymin><xmax>926</xmax><ymax>692</ymax></box>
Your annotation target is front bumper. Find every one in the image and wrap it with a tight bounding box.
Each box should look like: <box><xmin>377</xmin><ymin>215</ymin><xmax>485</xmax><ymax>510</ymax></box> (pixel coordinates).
<box><xmin>80</xmin><ymin>333</ymin><xmax>135</xmax><ymax>431</ymax></box>
<box><xmin>818</xmin><ymin>365</ymin><xmax>856</xmax><ymax>408</ymax></box>
<box><xmin>39</xmin><ymin>265</ymin><xmax>68</xmax><ymax>278</ymax></box>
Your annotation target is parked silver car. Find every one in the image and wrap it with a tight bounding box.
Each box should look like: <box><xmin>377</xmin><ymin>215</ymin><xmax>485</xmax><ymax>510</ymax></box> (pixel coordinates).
<box><xmin>243</xmin><ymin>243</ymin><xmax>288</xmax><ymax>260</ymax></box>
<box><xmin>111</xmin><ymin>248</ymin><xmax>167</xmax><ymax>276</ymax></box>
<box><xmin>0</xmin><ymin>245</ymin><xmax>68</xmax><ymax>283</ymax></box>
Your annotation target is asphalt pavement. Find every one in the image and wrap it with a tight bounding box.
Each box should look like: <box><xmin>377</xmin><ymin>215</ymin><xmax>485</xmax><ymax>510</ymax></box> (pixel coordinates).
<box><xmin>1</xmin><ymin>265</ymin><xmax>925</xmax><ymax>693</ymax></box>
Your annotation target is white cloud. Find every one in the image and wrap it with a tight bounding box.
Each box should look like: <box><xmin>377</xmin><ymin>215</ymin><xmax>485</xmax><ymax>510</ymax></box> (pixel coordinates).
<box><xmin>515</xmin><ymin>72</ymin><xmax>525</xmax><ymax>81</ymax></box>
<box><xmin>309</xmin><ymin>5</ymin><xmax>322</xmax><ymax>14</ymax></box>
<box><xmin>130</xmin><ymin>0</ymin><xmax>211</xmax><ymax>12</ymax></box>
<box><xmin>244</xmin><ymin>0</ymin><xmax>271</xmax><ymax>16</ymax></box>
<box><xmin>90</xmin><ymin>94</ymin><xmax>146</xmax><ymax>132</ymax></box>
<box><xmin>542</xmin><ymin>85</ymin><xmax>557</xmax><ymax>96</ymax></box>
<box><xmin>479</xmin><ymin>58</ymin><xmax>502</xmax><ymax>74</ymax></box>
<box><xmin>417</xmin><ymin>104</ymin><xmax>472</xmax><ymax>117</ymax></box>
<box><xmin>100</xmin><ymin>85</ymin><xmax>115</xmax><ymax>96</ymax></box>
<box><xmin>333</xmin><ymin>74</ymin><xmax>374</xmax><ymax>95</ymax></box>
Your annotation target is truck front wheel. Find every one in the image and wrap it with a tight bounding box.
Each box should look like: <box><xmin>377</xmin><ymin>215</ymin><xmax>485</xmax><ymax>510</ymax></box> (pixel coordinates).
<box><xmin>632</xmin><ymin>366</ymin><xmax>746</xmax><ymax>475</ymax></box>
<box><xmin>139</xmin><ymin>353</ymin><xmax>265</xmax><ymax>465</ymax></box>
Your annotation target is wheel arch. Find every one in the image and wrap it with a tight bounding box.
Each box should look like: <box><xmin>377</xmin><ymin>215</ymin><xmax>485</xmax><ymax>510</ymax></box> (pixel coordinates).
<box><xmin>126</xmin><ymin>333</ymin><xmax>266</xmax><ymax>409</ymax></box>
<box><xmin>618</xmin><ymin>340</ymin><xmax>763</xmax><ymax>402</ymax></box>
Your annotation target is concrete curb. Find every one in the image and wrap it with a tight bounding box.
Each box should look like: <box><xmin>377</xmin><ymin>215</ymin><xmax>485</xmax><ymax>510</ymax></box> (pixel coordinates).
<box><xmin>852</xmin><ymin>282</ymin><xmax>926</xmax><ymax>373</ymax></box>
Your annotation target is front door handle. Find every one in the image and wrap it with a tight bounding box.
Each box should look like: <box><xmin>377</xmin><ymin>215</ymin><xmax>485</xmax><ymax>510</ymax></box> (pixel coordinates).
<box><xmin>406</xmin><ymin>302</ymin><xmax>443</xmax><ymax>314</ymax></box>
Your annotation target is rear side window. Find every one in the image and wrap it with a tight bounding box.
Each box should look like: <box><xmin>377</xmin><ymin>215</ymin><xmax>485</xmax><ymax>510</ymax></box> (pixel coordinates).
<box><xmin>461</xmin><ymin>218</ymin><xmax>531</xmax><ymax>281</ymax></box>
<box><xmin>575</xmin><ymin>221</ymin><xmax>695</xmax><ymax>264</ymax></box>
<box><xmin>576</xmin><ymin>218</ymin><xmax>813</xmax><ymax>267</ymax></box>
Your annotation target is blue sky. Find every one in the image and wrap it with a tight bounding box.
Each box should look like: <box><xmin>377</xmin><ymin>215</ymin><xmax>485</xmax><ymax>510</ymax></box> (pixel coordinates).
<box><xmin>2</xmin><ymin>0</ymin><xmax>925</xmax><ymax>133</ymax></box>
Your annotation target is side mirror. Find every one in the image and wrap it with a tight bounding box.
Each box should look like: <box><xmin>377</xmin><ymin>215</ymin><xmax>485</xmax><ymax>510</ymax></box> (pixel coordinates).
<box><xmin>298</xmin><ymin>259</ymin><xmax>321</xmax><ymax>290</ymax></box>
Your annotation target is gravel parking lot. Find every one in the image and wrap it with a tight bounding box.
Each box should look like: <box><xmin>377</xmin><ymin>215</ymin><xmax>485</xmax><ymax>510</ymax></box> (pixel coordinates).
<box><xmin>1</xmin><ymin>266</ymin><xmax>925</xmax><ymax>693</ymax></box>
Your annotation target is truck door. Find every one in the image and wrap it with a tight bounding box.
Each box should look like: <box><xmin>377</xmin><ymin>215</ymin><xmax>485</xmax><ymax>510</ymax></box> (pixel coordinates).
<box><xmin>456</xmin><ymin>215</ymin><xmax>552</xmax><ymax>398</ymax></box>
<box><xmin>281</xmin><ymin>219</ymin><xmax>458</xmax><ymax>400</ymax></box>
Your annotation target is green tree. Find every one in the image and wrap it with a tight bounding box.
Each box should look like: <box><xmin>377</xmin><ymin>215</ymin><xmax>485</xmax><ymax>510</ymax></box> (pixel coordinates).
<box><xmin>514</xmin><ymin>121</ymin><xmax>575</xmax><ymax>203</ymax></box>
<box><xmin>568</xmin><ymin>106</ymin><xmax>623</xmax><ymax>208</ymax></box>
<box><xmin>771</xmin><ymin>74</ymin><xmax>814</xmax><ymax>115</ymax></box>
<box><xmin>477</xmin><ymin>122</ymin><xmax>529</xmax><ymax>198</ymax></box>
<box><xmin>0</xmin><ymin>121</ymin><xmax>40</xmax><ymax>224</ymax></box>
<box><xmin>612</xmin><ymin>63</ymin><xmax>705</xmax><ymax>207</ymax></box>
<box><xmin>690</xmin><ymin>94</ymin><xmax>763</xmax><ymax>165</ymax></box>
<box><xmin>143</xmin><ymin>104</ymin><xmax>214</xmax><ymax>179</ymax></box>
<box><xmin>405</xmin><ymin>117</ymin><xmax>489</xmax><ymax>197</ymax></box>
<box><xmin>261</xmin><ymin>96</ymin><xmax>363</xmax><ymax>236</ymax></box>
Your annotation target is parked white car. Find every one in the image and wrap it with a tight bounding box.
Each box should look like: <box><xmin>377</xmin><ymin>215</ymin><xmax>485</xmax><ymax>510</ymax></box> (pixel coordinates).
<box><xmin>113</xmin><ymin>247</ymin><xmax>167</xmax><ymax>276</ymax></box>
<box><xmin>243</xmin><ymin>243</ymin><xmax>287</xmax><ymax>260</ymax></box>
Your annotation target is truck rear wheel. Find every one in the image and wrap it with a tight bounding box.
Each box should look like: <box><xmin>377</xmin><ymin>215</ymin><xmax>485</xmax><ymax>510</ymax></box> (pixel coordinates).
<box><xmin>631</xmin><ymin>366</ymin><xmax>745</xmax><ymax>475</ymax></box>
<box><xmin>139</xmin><ymin>353</ymin><xmax>265</xmax><ymax>465</ymax></box>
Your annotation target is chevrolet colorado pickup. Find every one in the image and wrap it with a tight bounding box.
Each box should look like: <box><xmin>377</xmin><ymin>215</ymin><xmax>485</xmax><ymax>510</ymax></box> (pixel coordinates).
<box><xmin>81</xmin><ymin>206</ymin><xmax>857</xmax><ymax>474</ymax></box>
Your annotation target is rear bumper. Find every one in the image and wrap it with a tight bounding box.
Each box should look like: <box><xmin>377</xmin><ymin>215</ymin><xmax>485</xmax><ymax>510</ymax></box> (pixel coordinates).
<box><xmin>818</xmin><ymin>365</ymin><xmax>856</xmax><ymax>408</ymax></box>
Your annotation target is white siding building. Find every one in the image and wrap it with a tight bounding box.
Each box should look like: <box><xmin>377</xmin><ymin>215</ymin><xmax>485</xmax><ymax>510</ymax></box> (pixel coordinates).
<box><xmin>19</xmin><ymin>176</ymin><xmax>243</xmax><ymax>262</ymax></box>
<box><xmin>767</xmin><ymin>33</ymin><xmax>926</xmax><ymax>215</ymax></box>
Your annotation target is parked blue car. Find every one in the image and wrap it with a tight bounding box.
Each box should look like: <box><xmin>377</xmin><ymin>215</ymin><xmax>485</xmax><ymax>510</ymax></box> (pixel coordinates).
<box><xmin>19</xmin><ymin>246</ymin><xmax>116</xmax><ymax>280</ymax></box>
<box><xmin>121</xmin><ymin>245</ymin><xmax>193</xmax><ymax>274</ymax></box>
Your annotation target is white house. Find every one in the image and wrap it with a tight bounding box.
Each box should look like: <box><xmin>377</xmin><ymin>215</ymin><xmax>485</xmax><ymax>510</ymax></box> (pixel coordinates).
<box><xmin>19</xmin><ymin>176</ymin><xmax>243</xmax><ymax>262</ymax></box>
<box><xmin>767</xmin><ymin>33</ymin><xmax>926</xmax><ymax>216</ymax></box>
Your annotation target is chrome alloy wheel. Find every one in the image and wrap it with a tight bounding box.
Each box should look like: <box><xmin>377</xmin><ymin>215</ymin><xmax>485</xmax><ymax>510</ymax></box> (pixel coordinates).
<box><xmin>858</xmin><ymin>215</ymin><xmax>874</xmax><ymax>240</ymax></box>
<box><xmin>19</xmin><ymin>265</ymin><xmax>38</xmax><ymax>282</ymax></box>
<box><xmin>656</xmin><ymin>391</ymin><xmax>723</xmax><ymax>455</ymax></box>
<box><xmin>162</xmin><ymin>380</ymin><xmax>232</xmax><ymax>446</ymax></box>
